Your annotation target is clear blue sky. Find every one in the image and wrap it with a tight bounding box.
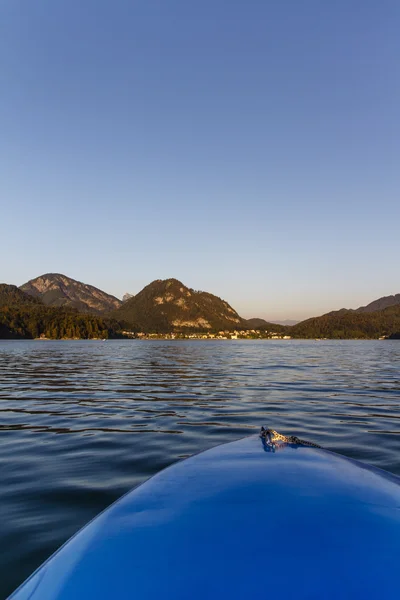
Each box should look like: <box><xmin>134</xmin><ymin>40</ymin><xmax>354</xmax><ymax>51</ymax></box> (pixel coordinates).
<box><xmin>1</xmin><ymin>0</ymin><xmax>399</xmax><ymax>320</ymax></box>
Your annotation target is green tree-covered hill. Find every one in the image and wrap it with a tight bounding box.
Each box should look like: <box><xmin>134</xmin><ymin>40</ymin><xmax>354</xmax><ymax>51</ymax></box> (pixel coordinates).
<box><xmin>291</xmin><ymin>305</ymin><xmax>400</xmax><ymax>339</ymax></box>
<box><xmin>356</xmin><ymin>294</ymin><xmax>400</xmax><ymax>313</ymax></box>
<box><xmin>0</xmin><ymin>284</ymin><xmax>42</xmax><ymax>307</ymax></box>
<box><xmin>111</xmin><ymin>278</ymin><xmax>248</xmax><ymax>332</ymax></box>
<box><xmin>0</xmin><ymin>285</ymin><xmax>122</xmax><ymax>339</ymax></box>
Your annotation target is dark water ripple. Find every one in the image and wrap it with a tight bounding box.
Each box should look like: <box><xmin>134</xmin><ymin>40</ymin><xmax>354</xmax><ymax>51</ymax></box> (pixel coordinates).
<box><xmin>0</xmin><ymin>339</ymin><xmax>400</xmax><ymax>598</ymax></box>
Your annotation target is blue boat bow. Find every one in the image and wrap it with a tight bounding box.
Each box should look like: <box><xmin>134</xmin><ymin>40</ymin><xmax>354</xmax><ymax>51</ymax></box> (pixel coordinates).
<box><xmin>9</xmin><ymin>432</ymin><xmax>400</xmax><ymax>599</ymax></box>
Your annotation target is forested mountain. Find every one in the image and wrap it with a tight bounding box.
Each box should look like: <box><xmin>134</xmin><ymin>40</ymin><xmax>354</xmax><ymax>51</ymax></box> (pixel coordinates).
<box><xmin>244</xmin><ymin>318</ymin><xmax>286</xmax><ymax>332</ymax></box>
<box><xmin>0</xmin><ymin>284</ymin><xmax>121</xmax><ymax>339</ymax></box>
<box><xmin>356</xmin><ymin>294</ymin><xmax>400</xmax><ymax>313</ymax></box>
<box><xmin>20</xmin><ymin>273</ymin><xmax>122</xmax><ymax>314</ymax></box>
<box><xmin>0</xmin><ymin>284</ymin><xmax>41</xmax><ymax>307</ymax></box>
<box><xmin>112</xmin><ymin>278</ymin><xmax>247</xmax><ymax>332</ymax></box>
<box><xmin>290</xmin><ymin>305</ymin><xmax>400</xmax><ymax>339</ymax></box>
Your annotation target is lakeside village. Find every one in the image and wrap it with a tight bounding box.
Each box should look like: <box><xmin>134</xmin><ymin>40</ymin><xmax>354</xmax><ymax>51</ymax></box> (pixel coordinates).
<box><xmin>122</xmin><ymin>329</ymin><xmax>292</xmax><ymax>340</ymax></box>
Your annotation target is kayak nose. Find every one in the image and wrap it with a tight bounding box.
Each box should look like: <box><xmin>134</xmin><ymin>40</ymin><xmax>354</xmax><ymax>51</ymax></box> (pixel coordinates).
<box><xmin>260</xmin><ymin>426</ymin><xmax>273</xmax><ymax>445</ymax></box>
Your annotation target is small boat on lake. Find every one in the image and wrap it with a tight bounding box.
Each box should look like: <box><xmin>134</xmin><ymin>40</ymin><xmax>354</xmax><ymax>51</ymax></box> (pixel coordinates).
<box><xmin>9</xmin><ymin>429</ymin><xmax>400</xmax><ymax>599</ymax></box>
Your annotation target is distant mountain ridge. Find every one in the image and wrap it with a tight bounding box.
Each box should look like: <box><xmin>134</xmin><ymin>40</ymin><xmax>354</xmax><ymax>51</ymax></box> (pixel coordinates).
<box><xmin>355</xmin><ymin>294</ymin><xmax>400</xmax><ymax>313</ymax></box>
<box><xmin>112</xmin><ymin>278</ymin><xmax>247</xmax><ymax>332</ymax></box>
<box><xmin>122</xmin><ymin>293</ymin><xmax>134</xmax><ymax>302</ymax></box>
<box><xmin>244</xmin><ymin>318</ymin><xmax>286</xmax><ymax>332</ymax></box>
<box><xmin>20</xmin><ymin>273</ymin><xmax>122</xmax><ymax>314</ymax></box>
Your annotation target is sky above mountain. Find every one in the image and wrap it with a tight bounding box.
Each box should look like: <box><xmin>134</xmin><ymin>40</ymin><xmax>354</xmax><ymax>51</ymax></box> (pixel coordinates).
<box><xmin>1</xmin><ymin>1</ymin><xmax>399</xmax><ymax>320</ymax></box>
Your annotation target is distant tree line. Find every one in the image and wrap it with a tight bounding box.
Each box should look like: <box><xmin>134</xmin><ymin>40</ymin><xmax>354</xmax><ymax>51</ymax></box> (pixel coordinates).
<box><xmin>0</xmin><ymin>304</ymin><xmax>122</xmax><ymax>340</ymax></box>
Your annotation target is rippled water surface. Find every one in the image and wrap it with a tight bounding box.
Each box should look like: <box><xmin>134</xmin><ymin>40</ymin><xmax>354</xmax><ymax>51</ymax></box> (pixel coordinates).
<box><xmin>1</xmin><ymin>339</ymin><xmax>400</xmax><ymax>597</ymax></box>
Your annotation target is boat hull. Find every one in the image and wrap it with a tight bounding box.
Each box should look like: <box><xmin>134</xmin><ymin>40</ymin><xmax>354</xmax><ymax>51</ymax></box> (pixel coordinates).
<box><xmin>9</xmin><ymin>434</ymin><xmax>400</xmax><ymax>599</ymax></box>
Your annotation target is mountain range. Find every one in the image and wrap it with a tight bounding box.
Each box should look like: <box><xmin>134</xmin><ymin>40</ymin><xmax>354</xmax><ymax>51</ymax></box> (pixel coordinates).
<box><xmin>16</xmin><ymin>274</ymin><xmax>283</xmax><ymax>333</ymax></box>
<box><xmin>0</xmin><ymin>272</ymin><xmax>399</xmax><ymax>339</ymax></box>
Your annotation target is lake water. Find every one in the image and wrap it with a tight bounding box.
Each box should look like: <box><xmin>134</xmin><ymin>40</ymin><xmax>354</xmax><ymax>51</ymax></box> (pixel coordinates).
<box><xmin>1</xmin><ymin>339</ymin><xmax>400</xmax><ymax>598</ymax></box>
